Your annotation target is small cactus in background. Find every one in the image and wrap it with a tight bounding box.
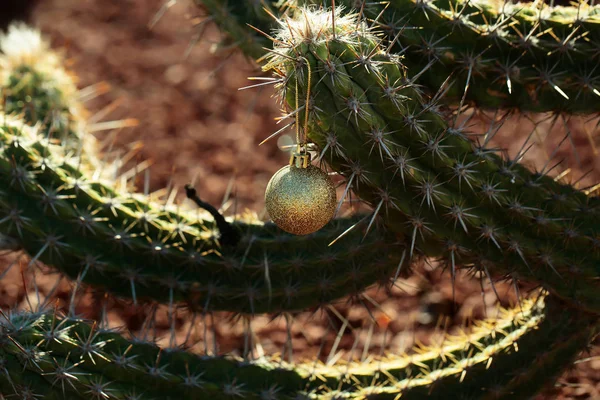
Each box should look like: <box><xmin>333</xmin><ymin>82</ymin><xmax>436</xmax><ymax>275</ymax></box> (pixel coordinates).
<box><xmin>0</xmin><ymin>1</ymin><xmax>599</xmax><ymax>399</ymax></box>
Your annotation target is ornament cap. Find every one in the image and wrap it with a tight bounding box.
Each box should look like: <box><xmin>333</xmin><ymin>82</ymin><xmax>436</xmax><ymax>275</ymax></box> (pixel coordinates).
<box><xmin>289</xmin><ymin>151</ymin><xmax>311</xmax><ymax>168</ymax></box>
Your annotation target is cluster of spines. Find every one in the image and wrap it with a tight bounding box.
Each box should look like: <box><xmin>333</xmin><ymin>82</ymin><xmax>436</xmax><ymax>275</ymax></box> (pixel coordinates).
<box><xmin>263</xmin><ymin>7</ymin><xmax>600</xmax><ymax>313</ymax></box>
<box><xmin>0</xmin><ymin>293</ymin><xmax>595</xmax><ymax>399</ymax></box>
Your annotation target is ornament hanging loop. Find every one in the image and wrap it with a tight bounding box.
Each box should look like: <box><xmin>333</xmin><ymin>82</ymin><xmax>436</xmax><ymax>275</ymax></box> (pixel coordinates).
<box><xmin>294</xmin><ymin>56</ymin><xmax>312</xmax><ymax>160</ymax></box>
<box><xmin>289</xmin><ymin>150</ymin><xmax>311</xmax><ymax>168</ymax></box>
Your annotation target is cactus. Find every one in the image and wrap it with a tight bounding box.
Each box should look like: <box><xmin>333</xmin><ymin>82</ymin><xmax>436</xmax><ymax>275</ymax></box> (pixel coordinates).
<box><xmin>0</xmin><ymin>294</ymin><xmax>596</xmax><ymax>399</ymax></box>
<box><xmin>298</xmin><ymin>0</ymin><xmax>600</xmax><ymax>113</ymax></box>
<box><xmin>0</xmin><ymin>2</ymin><xmax>599</xmax><ymax>399</ymax></box>
<box><xmin>0</xmin><ymin>23</ymin><xmax>85</xmax><ymax>141</ymax></box>
<box><xmin>262</xmin><ymin>6</ymin><xmax>600</xmax><ymax>313</ymax></box>
<box><xmin>195</xmin><ymin>0</ymin><xmax>600</xmax><ymax>113</ymax></box>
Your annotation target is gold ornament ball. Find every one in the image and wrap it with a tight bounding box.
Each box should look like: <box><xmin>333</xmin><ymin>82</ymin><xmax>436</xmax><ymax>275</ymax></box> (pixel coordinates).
<box><xmin>265</xmin><ymin>164</ymin><xmax>337</xmax><ymax>235</ymax></box>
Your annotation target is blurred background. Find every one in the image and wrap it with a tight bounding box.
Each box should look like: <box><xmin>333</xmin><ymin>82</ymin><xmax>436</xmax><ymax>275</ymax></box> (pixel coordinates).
<box><xmin>1</xmin><ymin>0</ymin><xmax>599</xmax><ymax>398</ymax></box>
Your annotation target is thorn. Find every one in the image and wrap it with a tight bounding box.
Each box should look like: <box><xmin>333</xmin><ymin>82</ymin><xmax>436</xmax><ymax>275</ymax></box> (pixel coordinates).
<box><xmin>331</xmin><ymin>0</ymin><xmax>336</xmax><ymax>40</ymax></box>
<box><xmin>149</xmin><ymin>0</ymin><xmax>177</xmax><ymax>29</ymax></box>
<box><xmin>87</xmin><ymin>119</ymin><xmax>139</xmax><ymax>133</ymax></box>
<box><xmin>259</xmin><ymin>122</ymin><xmax>294</xmax><ymax>146</ymax></box>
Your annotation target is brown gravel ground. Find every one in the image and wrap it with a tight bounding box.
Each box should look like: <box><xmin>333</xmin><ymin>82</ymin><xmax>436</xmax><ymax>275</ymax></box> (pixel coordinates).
<box><xmin>0</xmin><ymin>0</ymin><xmax>598</xmax><ymax>398</ymax></box>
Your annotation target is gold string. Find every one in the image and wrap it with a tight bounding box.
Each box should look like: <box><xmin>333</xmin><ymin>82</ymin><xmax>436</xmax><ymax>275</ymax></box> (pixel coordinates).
<box><xmin>295</xmin><ymin>57</ymin><xmax>312</xmax><ymax>154</ymax></box>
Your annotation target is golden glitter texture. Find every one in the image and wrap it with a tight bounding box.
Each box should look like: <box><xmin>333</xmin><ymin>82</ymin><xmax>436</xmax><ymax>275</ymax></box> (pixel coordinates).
<box><xmin>265</xmin><ymin>164</ymin><xmax>337</xmax><ymax>235</ymax></box>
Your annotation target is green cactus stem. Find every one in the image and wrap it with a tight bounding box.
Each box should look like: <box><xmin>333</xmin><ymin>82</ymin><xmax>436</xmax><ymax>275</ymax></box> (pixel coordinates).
<box><xmin>0</xmin><ymin>23</ymin><xmax>403</xmax><ymax>316</ymax></box>
<box><xmin>263</xmin><ymin>7</ymin><xmax>600</xmax><ymax>313</ymax></box>
<box><xmin>1</xmin><ymin>14</ymin><xmax>599</xmax><ymax>400</ymax></box>
<box><xmin>195</xmin><ymin>0</ymin><xmax>600</xmax><ymax>113</ymax></box>
<box><xmin>297</xmin><ymin>0</ymin><xmax>600</xmax><ymax>113</ymax></box>
<box><xmin>0</xmin><ymin>293</ymin><xmax>595</xmax><ymax>399</ymax></box>
<box><xmin>0</xmin><ymin>114</ymin><xmax>406</xmax><ymax>314</ymax></box>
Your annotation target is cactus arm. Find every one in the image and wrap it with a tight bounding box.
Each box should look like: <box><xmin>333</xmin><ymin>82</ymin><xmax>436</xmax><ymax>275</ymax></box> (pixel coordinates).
<box><xmin>0</xmin><ymin>23</ymin><xmax>100</xmax><ymax>181</ymax></box>
<box><xmin>320</xmin><ymin>295</ymin><xmax>598</xmax><ymax>399</ymax></box>
<box><xmin>324</xmin><ymin>0</ymin><xmax>600</xmax><ymax>113</ymax></box>
<box><xmin>0</xmin><ymin>116</ymin><xmax>405</xmax><ymax>314</ymax></box>
<box><xmin>298</xmin><ymin>0</ymin><xmax>600</xmax><ymax>113</ymax></box>
<box><xmin>194</xmin><ymin>0</ymin><xmax>600</xmax><ymax>113</ymax></box>
<box><xmin>263</xmin><ymin>7</ymin><xmax>600</xmax><ymax>313</ymax></box>
<box><xmin>0</xmin><ymin>311</ymin><xmax>303</xmax><ymax>400</ymax></box>
<box><xmin>0</xmin><ymin>23</ymin><xmax>406</xmax><ymax>316</ymax></box>
<box><xmin>0</xmin><ymin>294</ymin><xmax>596</xmax><ymax>399</ymax></box>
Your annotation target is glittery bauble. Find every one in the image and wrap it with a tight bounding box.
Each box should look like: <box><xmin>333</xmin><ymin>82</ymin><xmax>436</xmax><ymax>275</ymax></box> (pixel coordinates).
<box><xmin>265</xmin><ymin>164</ymin><xmax>337</xmax><ymax>235</ymax></box>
